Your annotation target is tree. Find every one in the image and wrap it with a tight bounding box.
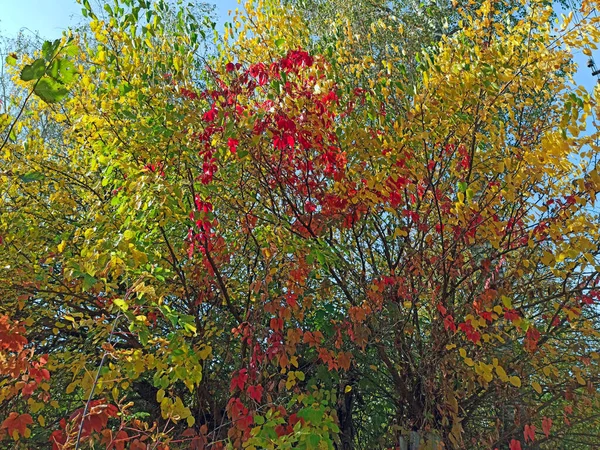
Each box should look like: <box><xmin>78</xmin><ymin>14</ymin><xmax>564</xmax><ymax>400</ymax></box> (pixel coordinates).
<box><xmin>1</xmin><ymin>0</ymin><xmax>600</xmax><ymax>448</ymax></box>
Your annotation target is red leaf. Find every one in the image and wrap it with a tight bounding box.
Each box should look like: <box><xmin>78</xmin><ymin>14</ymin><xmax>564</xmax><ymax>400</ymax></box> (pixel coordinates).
<box><xmin>285</xmin><ymin>293</ymin><xmax>298</xmax><ymax>308</ymax></box>
<box><xmin>525</xmin><ymin>326</ymin><xmax>541</xmax><ymax>352</ymax></box>
<box><xmin>275</xmin><ymin>424</ymin><xmax>289</xmax><ymax>437</ymax></box>
<box><xmin>247</xmin><ymin>384</ymin><xmax>263</xmax><ymax>402</ymax></box>
<box><xmin>21</xmin><ymin>381</ymin><xmax>37</xmax><ymax>396</ymax></box>
<box><xmin>304</xmin><ymin>201</ymin><xmax>317</xmax><ymax>213</ymax></box>
<box><xmin>270</xmin><ymin>317</ymin><xmax>283</xmax><ymax>332</ymax></box>
<box><xmin>227</xmin><ymin>138</ymin><xmax>239</xmax><ymax>154</ymax></box>
<box><xmin>114</xmin><ymin>430</ymin><xmax>129</xmax><ymax>450</ymax></box>
<box><xmin>230</xmin><ymin>369</ymin><xmax>248</xmax><ymax>392</ymax></box>
<box><xmin>303</xmin><ymin>330</ymin><xmax>323</xmax><ymax>347</ymax></box>
<box><xmin>1</xmin><ymin>412</ymin><xmax>33</xmax><ymax>439</ymax></box>
<box><xmin>0</xmin><ymin>315</ymin><xmax>28</xmax><ymax>351</ymax></box>
<box><xmin>542</xmin><ymin>417</ymin><xmax>552</xmax><ymax>437</ymax></box>
<box><xmin>524</xmin><ymin>424</ymin><xmax>536</xmax><ymax>442</ymax></box>
<box><xmin>202</xmin><ymin>108</ymin><xmax>217</xmax><ymax>123</ymax></box>
<box><xmin>130</xmin><ymin>440</ymin><xmax>147</xmax><ymax>450</ymax></box>
<box><xmin>50</xmin><ymin>429</ymin><xmax>67</xmax><ymax>450</ymax></box>
<box><xmin>509</xmin><ymin>439</ymin><xmax>522</xmax><ymax>450</ymax></box>
<box><xmin>444</xmin><ymin>315</ymin><xmax>457</xmax><ymax>332</ymax></box>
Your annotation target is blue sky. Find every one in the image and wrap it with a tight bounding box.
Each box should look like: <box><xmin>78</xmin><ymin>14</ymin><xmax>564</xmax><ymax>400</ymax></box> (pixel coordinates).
<box><xmin>0</xmin><ymin>0</ymin><xmax>597</xmax><ymax>90</ymax></box>
<box><xmin>0</xmin><ymin>0</ymin><xmax>240</xmax><ymax>38</ymax></box>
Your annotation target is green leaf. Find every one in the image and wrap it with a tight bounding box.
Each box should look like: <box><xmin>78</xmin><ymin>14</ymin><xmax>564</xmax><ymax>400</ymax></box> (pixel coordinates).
<box><xmin>298</xmin><ymin>406</ymin><xmax>325</xmax><ymax>425</ymax></box>
<box><xmin>5</xmin><ymin>53</ymin><xmax>17</xmax><ymax>66</ymax></box>
<box><xmin>42</xmin><ymin>39</ymin><xmax>60</xmax><ymax>61</ymax></box>
<box><xmin>306</xmin><ymin>433</ymin><xmax>321</xmax><ymax>449</ymax></box>
<box><xmin>160</xmin><ymin>305</ymin><xmax>179</xmax><ymax>327</ymax></box>
<box><xmin>139</xmin><ymin>328</ymin><xmax>149</xmax><ymax>346</ymax></box>
<box><xmin>82</xmin><ymin>273</ymin><xmax>97</xmax><ymax>290</ymax></box>
<box><xmin>457</xmin><ymin>181</ymin><xmax>468</xmax><ymax>193</ymax></box>
<box><xmin>47</xmin><ymin>59</ymin><xmax>76</xmax><ymax>84</ymax></box>
<box><xmin>19</xmin><ymin>171</ymin><xmax>45</xmax><ymax>183</ymax></box>
<box><xmin>179</xmin><ymin>315</ymin><xmax>197</xmax><ymax>335</ymax></box>
<box><xmin>20</xmin><ymin>59</ymin><xmax>46</xmax><ymax>81</ymax></box>
<box><xmin>34</xmin><ymin>77</ymin><xmax>69</xmax><ymax>103</ymax></box>
<box><xmin>274</xmin><ymin>38</ymin><xmax>285</xmax><ymax>48</ymax></box>
<box><xmin>254</xmin><ymin>415</ymin><xmax>265</xmax><ymax>425</ymax></box>
<box><xmin>315</xmin><ymin>250</ymin><xmax>327</xmax><ymax>267</ymax></box>
<box><xmin>63</xmin><ymin>43</ymin><xmax>79</xmax><ymax>57</ymax></box>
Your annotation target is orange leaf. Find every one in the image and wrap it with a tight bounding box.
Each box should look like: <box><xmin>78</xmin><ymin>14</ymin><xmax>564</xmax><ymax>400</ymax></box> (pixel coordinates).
<box><xmin>1</xmin><ymin>412</ymin><xmax>33</xmax><ymax>439</ymax></box>
<box><xmin>337</xmin><ymin>352</ymin><xmax>352</xmax><ymax>371</ymax></box>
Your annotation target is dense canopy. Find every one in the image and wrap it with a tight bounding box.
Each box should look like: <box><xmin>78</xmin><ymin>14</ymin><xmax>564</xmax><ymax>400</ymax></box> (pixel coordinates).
<box><xmin>1</xmin><ymin>0</ymin><xmax>600</xmax><ymax>448</ymax></box>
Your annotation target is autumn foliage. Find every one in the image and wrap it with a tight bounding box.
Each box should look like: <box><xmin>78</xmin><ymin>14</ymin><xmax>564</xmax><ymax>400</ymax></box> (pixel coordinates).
<box><xmin>1</xmin><ymin>0</ymin><xmax>600</xmax><ymax>448</ymax></box>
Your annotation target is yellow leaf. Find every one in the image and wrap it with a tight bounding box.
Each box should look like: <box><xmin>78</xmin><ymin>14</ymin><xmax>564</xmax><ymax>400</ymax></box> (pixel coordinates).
<box><xmin>496</xmin><ymin>366</ymin><xmax>508</xmax><ymax>383</ymax></box>
<box><xmin>509</xmin><ymin>376</ymin><xmax>521</xmax><ymax>387</ymax></box>
<box><xmin>532</xmin><ymin>381</ymin><xmax>542</xmax><ymax>394</ymax></box>
<box><xmin>29</xmin><ymin>401</ymin><xmax>44</xmax><ymax>413</ymax></box>
<box><xmin>345</xmin><ymin>385</ymin><xmax>352</xmax><ymax>393</ymax></box>
<box><xmin>394</xmin><ymin>228</ymin><xmax>408</xmax><ymax>238</ymax></box>
<box><xmin>38</xmin><ymin>415</ymin><xmax>45</xmax><ymax>427</ymax></box>
<box><xmin>541</xmin><ymin>252</ymin><xmax>554</xmax><ymax>266</ymax></box>
<box><xmin>199</xmin><ymin>345</ymin><xmax>212</xmax><ymax>360</ymax></box>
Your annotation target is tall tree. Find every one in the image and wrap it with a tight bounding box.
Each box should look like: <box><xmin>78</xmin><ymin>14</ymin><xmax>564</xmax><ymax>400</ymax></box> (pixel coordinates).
<box><xmin>1</xmin><ymin>0</ymin><xmax>599</xmax><ymax>448</ymax></box>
